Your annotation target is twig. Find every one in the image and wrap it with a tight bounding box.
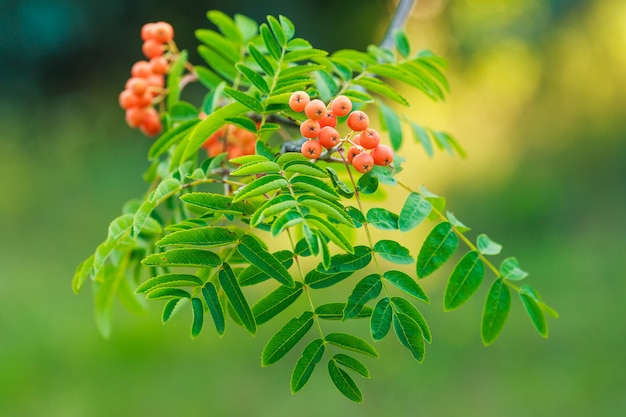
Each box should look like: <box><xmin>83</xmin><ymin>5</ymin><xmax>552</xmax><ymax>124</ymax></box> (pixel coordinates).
<box><xmin>380</xmin><ymin>0</ymin><xmax>416</xmax><ymax>49</ymax></box>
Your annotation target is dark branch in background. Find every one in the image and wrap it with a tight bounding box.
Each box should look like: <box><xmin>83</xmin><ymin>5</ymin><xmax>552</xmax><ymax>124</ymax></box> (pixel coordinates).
<box><xmin>380</xmin><ymin>0</ymin><xmax>416</xmax><ymax>49</ymax></box>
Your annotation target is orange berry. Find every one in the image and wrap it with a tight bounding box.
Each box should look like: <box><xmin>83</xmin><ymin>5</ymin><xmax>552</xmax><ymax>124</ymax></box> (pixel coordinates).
<box><xmin>153</xmin><ymin>21</ymin><xmax>174</xmax><ymax>43</ymax></box>
<box><xmin>136</xmin><ymin>93</ymin><xmax>153</xmax><ymax>108</ymax></box>
<box><xmin>289</xmin><ymin>91</ymin><xmax>310</xmax><ymax>112</ymax></box>
<box><xmin>318</xmin><ymin>126</ymin><xmax>341</xmax><ymax>149</ymax></box>
<box><xmin>359</xmin><ymin>128</ymin><xmax>380</xmax><ymax>149</ymax></box>
<box><xmin>301</xmin><ymin>140</ymin><xmax>322</xmax><ymax>159</ymax></box>
<box><xmin>347</xmin><ymin>110</ymin><xmax>369</xmax><ymax>131</ymax></box>
<box><xmin>125</xmin><ymin>77</ymin><xmax>148</xmax><ymax>96</ymax></box>
<box><xmin>141</xmin><ymin>23</ymin><xmax>157</xmax><ymax>41</ymax></box>
<box><xmin>140</xmin><ymin>108</ymin><xmax>162</xmax><ymax>136</ymax></box>
<box><xmin>318</xmin><ymin>110</ymin><xmax>337</xmax><ymax>128</ymax></box>
<box><xmin>331</xmin><ymin>95</ymin><xmax>352</xmax><ymax>117</ymax></box>
<box><xmin>304</xmin><ymin>99</ymin><xmax>327</xmax><ymax>120</ymax></box>
<box><xmin>146</xmin><ymin>74</ymin><xmax>165</xmax><ymax>88</ymax></box>
<box><xmin>131</xmin><ymin>60</ymin><xmax>152</xmax><ymax>78</ymax></box>
<box><xmin>371</xmin><ymin>144</ymin><xmax>394</xmax><ymax>166</ymax></box>
<box><xmin>125</xmin><ymin>107</ymin><xmax>145</xmax><ymax>128</ymax></box>
<box><xmin>149</xmin><ymin>56</ymin><xmax>169</xmax><ymax>74</ymax></box>
<box><xmin>119</xmin><ymin>89</ymin><xmax>139</xmax><ymax>110</ymax></box>
<box><xmin>142</xmin><ymin>39</ymin><xmax>163</xmax><ymax>59</ymax></box>
<box><xmin>352</xmin><ymin>152</ymin><xmax>374</xmax><ymax>173</ymax></box>
<box><xmin>300</xmin><ymin>119</ymin><xmax>321</xmax><ymax>139</ymax></box>
<box><xmin>346</xmin><ymin>145</ymin><xmax>363</xmax><ymax>163</ymax></box>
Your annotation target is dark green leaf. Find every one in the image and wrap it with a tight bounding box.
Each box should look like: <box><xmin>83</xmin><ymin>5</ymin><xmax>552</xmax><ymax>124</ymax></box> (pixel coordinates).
<box><xmin>191</xmin><ymin>297</ymin><xmax>204</xmax><ymax>338</ymax></box>
<box><xmin>232</xmin><ymin>174</ymin><xmax>289</xmax><ymax>203</ymax></box>
<box><xmin>519</xmin><ymin>285</ymin><xmax>548</xmax><ymax>338</ymax></box>
<box><xmin>346</xmin><ymin>206</ymin><xmax>365</xmax><ymax>228</ymax></box>
<box><xmin>248</xmin><ymin>43</ymin><xmax>276</xmax><ymax>76</ymax></box>
<box><xmin>290</xmin><ymin>339</ymin><xmax>325</xmax><ymax>393</ymax></box>
<box><xmin>162</xmin><ymin>297</ymin><xmax>187</xmax><ymax>323</ymax></box>
<box><xmin>224</xmin><ymin>116</ymin><xmax>258</xmax><ymax>133</ymax></box>
<box><xmin>146</xmin><ymin>287</ymin><xmax>191</xmax><ymax>300</ymax></box>
<box><xmin>444</xmin><ymin>251</ymin><xmax>485</xmax><ymax>311</ymax></box>
<box><xmin>142</xmin><ymin>248</ymin><xmax>221</xmax><ymax>268</ymax></box>
<box><xmin>326</xmin><ymin>167</ymin><xmax>354</xmax><ymax>198</ymax></box>
<box><xmin>374</xmin><ymin>240</ymin><xmax>414</xmax><ymax>264</ymax></box>
<box><xmin>500</xmin><ymin>257</ymin><xmax>528</xmax><ymax>281</ymax></box>
<box><xmin>305</xmin><ymin>270</ymin><xmax>353</xmax><ymax>289</ymax></box>
<box><xmin>393</xmin><ymin>29</ymin><xmax>410</xmax><ymax>58</ymax></box>
<box><xmin>266</xmin><ymin>15</ymin><xmax>286</xmax><ymax>46</ymax></box>
<box><xmin>260</xmin><ymin>23</ymin><xmax>281</xmax><ymax>60</ymax></box>
<box><xmin>156</xmin><ymin>226</ymin><xmax>239</xmax><ymax>248</ymax></box>
<box><xmin>481</xmin><ymin>278</ymin><xmax>511</xmax><ymax>346</ymax></box>
<box><xmin>325</xmin><ymin>333</ymin><xmax>378</xmax><ymax>358</ymax></box>
<box><xmin>416</xmin><ymin>222</ymin><xmax>459</xmax><ymax>278</ymax></box>
<box><xmin>252</xmin><ymin>282</ymin><xmax>304</xmax><ymax>325</ymax></box>
<box><xmin>343</xmin><ymin>274</ymin><xmax>382</xmax><ymax>320</ymax></box>
<box><xmin>328</xmin><ymin>360</ymin><xmax>363</xmax><ymax>403</ymax></box>
<box><xmin>239</xmin><ymin>250</ymin><xmax>293</xmax><ymax>286</ymax></box>
<box><xmin>224</xmin><ymin>87</ymin><xmax>263</xmax><ymax>113</ymax></box>
<box><xmin>357</xmin><ymin>172</ymin><xmax>378</xmax><ymax>194</ymax></box>
<box><xmin>476</xmin><ymin>234</ymin><xmax>503</xmax><ymax>256</ymax></box>
<box><xmin>316</xmin><ymin>303</ymin><xmax>372</xmax><ymax>320</ymax></box>
<box><xmin>202</xmin><ymin>282</ymin><xmax>225</xmax><ymax>335</ymax></box>
<box><xmin>366</xmin><ymin>208</ymin><xmax>399</xmax><ymax>230</ymax></box>
<box><xmin>370</xmin><ymin>297</ymin><xmax>393</xmax><ymax>341</ymax></box>
<box><xmin>334</xmin><ymin>354</ymin><xmax>370</xmax><ymax>378</ymax></box>
<box><xmin>238</xmin><ymin>234</ymin><xmax>294</xmax><ymax>287</ymax></box>
<box><xmin>399</xmin><ymin>192</ymin><xmax>432</xmax><ymax>232</ymax></box>
<box><xmin>261</xmin><ymin>311</ymin><xmax>314</xmax><ymax>366</ymax></box>
<box><xmin>383</xmin><ymin>270</ymin><xmax>429</xmax><ymax>303</ymax></box>
<box><xmin>393</xmin><ymin>312</ymin><xmax>425</xmax><ymax>362</ymax></box>
<box><xmin>219</xmin><ymin>262</ymin><xmax>256</xmax><ymax>334</ymax></box>
<box><xmin>271</xmin><ymin>210</ymin><xmax>303</xmax><ymax>236</ymax></box>
<box><xmin>235</xmin><ymin>63</ymin><xmax>270</xmax><ymax>93</ymax></box>
<box><xmin>316</xmin><ymin>246</ymin><xmax>372</xmax><ymax>274</ymax></box>
<box><xmin>390</xmin><ymin>297</ymin><xmax>431</xmax><ymax>343</ymax></box>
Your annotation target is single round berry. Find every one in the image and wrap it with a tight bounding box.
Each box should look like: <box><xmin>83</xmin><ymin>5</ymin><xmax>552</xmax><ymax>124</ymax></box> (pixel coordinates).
<box><xmin>135</xmin><ymin>93</ymin><xmax>153</xmax><ymax>108</ymax></box>
<box><xmin>301</xmin><ymin>140</ymin><xmax>322</xmax><ymax>159</ymax></box>
<box><xmin>347</xmin><ymin>110</ymin><xmax>369</xmax><ymax>131</ymax></box>
<box><xmin>126</xmin><ymin>77</ymin><xmax>148</xmax><ymax>96</ymax></box>
<box><xmin>146</xmin><ymin>74</ymin><xmax>165</xmax><ymax>88</ymax></box>
<box><xmin>318</xmin><ymin>126</ymin><xmax>341</xmax><ymax>149</ymax></box>
<box><xmin>119</xmin><ymin>89</ymin><xmax>139</xmax><ymax>110</ymax></box>
<box><xmin>300</xmin><ymin>119</ymin><xmax>321</xmax><ymax>139</ymax></box>
<box><xmin>153</xmin><ymin>21</ymin><xmax>174</xmax><ymax>43</ymax></box>
<box><xmin>359</xmin><ymin>128</ymin><xmax>380</xmax><ymax>149</ymax></box>
<box><xmin>149</xmin><ymin>56</ymin><xmax>169</xmax><ymax>74</ymax></box>
<box><xmin>331</xmin><ymin>95</ymin><xmax>352</xmax><ymax>117</ymax></box>
<box><xmin>304</xmin><ymin>99</ymin><xmax>327</xmax><ymax>120</ymax></box>
<box><xmin>131</xmin><ymin>60</ymin><xmax>152</xmax><ymax>78</ymax></box>
<box><xmin>141</xmin><ymin>23</ymin><xmax>157</xmax><ymax>41</ymax></box>
<box><xmin>318</xmin><ymin>110</ymin><xmax>337</xmax><ymax>128</ymax></box>
<box><xmin>346</xmin><ymin>145</ymin><xmax>363</xmax><ymax>163</ymax></box>
<box><xmin>140</xmin><ymin>108</ymin><xmax>162</xmax><ymax>136</ymax></box>
<box><xmin>142</xmin><ymin>39</ymin><xmax>164</xmax><ymax>59</ymax></box>
<box><xmin>371</xmin><ymin>144</ymin><xmax>394</xmax><ymax>166</ymax></box>
<box><xmin>288</xmin><ymin>91</ymin><xmax>310</xmax><ymax>112</ymax></box>
<box><xmin>352</xmin><ymin>152</ymin><xmax>374</xmax><ymax>173</ymax></box>
<box><xmin>125</xmin><ymin>107</ymin><xmax>145</xmax><ymax>128</ymax></box>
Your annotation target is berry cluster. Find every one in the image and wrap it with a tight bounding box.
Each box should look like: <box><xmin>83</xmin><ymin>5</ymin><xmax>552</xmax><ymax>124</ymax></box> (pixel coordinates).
<box><xmin>118</xmin><ymin>22</ymin><xmax>174</xmax><ymax>136</ymax></box>
<box><xmin>289</xmin><ymin>91</ymin><xmax>394</xmax><ymax>173</ymax></box>
<box><xmin>202</xmin><ymin>123</ymin><xmax>257</xmax><ymax>159</ymax></box>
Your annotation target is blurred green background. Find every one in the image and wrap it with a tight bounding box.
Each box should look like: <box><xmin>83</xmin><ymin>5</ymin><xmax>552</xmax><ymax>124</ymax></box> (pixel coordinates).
<box><xmin>1</xmin><ymin>0</ymin><xmax>625</xmax><ymax>415</ymax></box>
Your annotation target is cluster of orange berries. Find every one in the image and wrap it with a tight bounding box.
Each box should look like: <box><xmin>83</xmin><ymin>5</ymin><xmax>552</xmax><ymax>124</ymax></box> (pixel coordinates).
<box><xmin>289</xmin><ymin>91</ymin><xmax>394</xmax><ymax>173</ymax></box>
<box><xmin>118</xmin><ymin>22</ymin><xmax>174</xmax><ymax>136</ymax></box>
<box><xmin>202</xmin><ymin>122</ymin><xmax>257</xmax><ymax>159</ymax></box>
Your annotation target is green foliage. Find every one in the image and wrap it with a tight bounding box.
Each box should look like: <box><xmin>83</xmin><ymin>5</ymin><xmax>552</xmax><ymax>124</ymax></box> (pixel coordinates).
<box><xmin>73</xmin><ymin>10</ymin><xmax>557</xmax><ymax>403</ymax></box>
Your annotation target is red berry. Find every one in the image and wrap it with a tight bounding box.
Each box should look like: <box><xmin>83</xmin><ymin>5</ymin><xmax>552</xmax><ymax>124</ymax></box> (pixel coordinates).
<box><xmin>125</xmin><ymin>77</ymin><xmax>148</xmax><ymax>96</ymax></box>
<box><xmin>331</xmin><ymin>95</ymin><xmax>352</xmax><ymax>117</ymax></box>
<box><xmin>141</xmin><ymin>23</ymin><xmax>157</xmax><ymax>41</ymax></box>
<box><xmin>140</xmin><ymin>108</ymin><xmax>162</xmax><ymax>136</ymax></box>
<box><xmin>135</xmin><ymin>93</ymin><xmax>153</xmax><ymax>108</ymax></box>
<box><xmin>352</xmin><ymin>152</ymin><xmax>374</xmax><ymax>173</ymax></box>
<box><xmin>346</xmin><ymin>145</ymin><xmax>363</xmax><ymax>163</ymax></box>
<box><xmin>304</xmin><ymin>99</ymin><xmax>327</xmax><ymax>120</ymax></box>
<box><xmin>318</xmin><ymin>126</ymin><xmax>341</xmax><ymax>149</ymax></box>
<box><xmin>301</xmin><ymin>140</ymin><xmax>322</xmax><ymax>159</ymax></box>
<box><xmin>359</xmin><ymin>128</ymin><xmax>380</xmax><ymax>149</ymax></box>
<box><xmin>318</xmin><ymin>110</ymin><xmax>337</xmax><ymax>128</ymax></box>
<box><xmin>288</xmin><ymin>91</ymin><xmax>310</xmax><ymax>112</ymax></box>
<box><xmin>146</xmin><ymin>74</ymin><xmax>165</xmax><ymax>88</ymax></box>
<box><xmin>131</xmin><ymin>60</ymin><xmax>152</xmax><ymax>78</ymax></box>
<box><xmin>119</xmin><ymin>89</ymin><xmax>138</xmax><ymax>110</ymax></box>
<box><xmin>125</xmin><ymin>107</ymin><xmax>145</xmax><ymax>128</ymax></box>
<box><xmin>371</xmin><ymin>144</ymin><xmax>394</xmax><ymax>166</ymax></box>
<box><xmin>347</xmin><ymin>110</ymin><xmax>369</xmax><ymax>131</ymax></box>
<box><xmin>300</xmin><ymin>119</ymin><xmax>321</xmax><ymax>139</ymax></box>
<box><xmin>142</xmin><ymin>39</ymin><xmax>163</xmax><ymax>59</ymax></box>
<box><xmin>149</xmin><ymin>56</ymin><xmax>169</xmax><ymax>74</ymax></box>
<box><xmin>153</xmin><ymin>21</ymin><xmax>174</xmax><ymax>43</ymax></box>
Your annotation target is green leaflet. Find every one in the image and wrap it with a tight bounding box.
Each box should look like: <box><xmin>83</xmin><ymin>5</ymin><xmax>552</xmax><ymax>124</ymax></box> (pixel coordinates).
<box><xmin>324</xmin><ymin>333</ymin><xmax>379</xmax><ymax>358</ymax></box>
<box><xmin>444</xmin><ymin>251</ymin><xmax>485</xmax><ymax>311</ymax></box>
<box><xmin>235</xmin><ymin>13</ymin><xmax>259</xmax><ymax>42</ymax></box>
<box><xmin>315</xmin><ymin>246</ymin><xmax>372</xmax><ymax>274</ymax></box>
<box><xmin>132</xmin><ymin>199</ymin><xmax>157</xmax><ymax>237</ymax></box>
<box><xmin>156</xmin><ymin>226</ymin><xmax>239</xmax><ymax>247</ymax></box>
<box><xmin>283</xmin><ymin>160</ymin><xmax>329</xmax><ymax>178</ymax></box>
<box><xmin>195</xmin><ymin>65</ymin><xmax>222</xmax><ymax>89</ymax></box>
<box><xmin>370</xmin><ymin>297</ymin><xmax>393</xmax><ymax>341</ymax></box>
<box><xmin>290</xmin><ymin>175</ymin><xmax>340</xmax><ymax>201</ymax></box>
<box><xmin>334</xmin><ymin>354</ymin><xmax>370</xmax><ymax>378</ymax></box>
<box><xmin>202</xmin><ymin>282</ymin><xmax>225</xmax><ymax>335</ymax></box>
<box><xmin>393</xmin><ymin>312</ymin><xmax>425</xmax><ymax>362</ymax></box>
<box><xmin>191</xmin><ymin>297</ymin><xmax>204</xmax><ymax>338</ymax></box>
<box><xmin>500</xmin><ymin>257</ymin><xmax>529</xmax><ymax>281</ymax></box>
<box><xmin>166</xmin><ymin>50</ymin><xmax>188</xmax><ymax>110</ymax></box>
<box><xmin>224</xmin><ymin>116</ymin><xmax>258</xmax><ymax>133</ymax></box>
<box><xmin>390</xmin><ymin>297</ymin><xmax>432</xmax><ymax>343</ymax></box>
<box><xmin>195</xmin><ymin>29</ymin><xmax>240</xmax><ymax>62</ymax></box>
<box><xmin>328</xmin><ymin>359</ymin><xmax>363</xmax><ymax>403</ymax></box>
<box><xmin>238</xmin><ymin>234</ymin><xmax>294</xmax><ymax>287</ymax></box>
<box><xmin>260</xmin><ymin>23</ymin><xmax>281</xmax><ymax>60</ymax></box>
<box><xmin>230</xmin><ymin>161</ymin><xmax>281</xmax><ymax>176</ymax></box>
<box><xmin>207</xmin><ymin>10</ymin><xmax>243</xmax><ymax>43</ymax></box>
<box><xmin>297</xmin><ymin>195</ymin><xmax>353</xmax><ymax>226</ymax></box>
<box><xmin>366</xmin><ymin>208</ymin><xmax>399</xmax><ymax>230</ymax></box>
<box><xmin>446</xmin><ymin>211</ymin><xmax>470</xmax><ymax>233</ymax></box>
<box><xmin>304</xmin><ymin>214</ymin><xmax>353</xmax><ymax>253</ymax></box>
<box><xmin>393</xmin><ymin>29</ymin><xmax>410</xmax><ymax>58</ymax></box>
<box><xmin>357</xmin><ymin>172</ymin><xmax>379</xmax><ymax>194</ymax></box>
<box><xmin>315</xmin><ymin>303</ymin><xmax>372</xmax><ymax>320</ymax></box>
<box><xmin>291</xmin><ymin>339</ymin><xmax>325</xmax><ymax>393</ymax></box>
<box><xmin>420</xmin><ymin>185</ymin><xmax>446</xmax><ymax>219</ymax></box>
<box><xmin>409</xmin><ymin>121</ymin><xmax>434</xmax><ymax>158</ymax></box>
<box><xmin>416</xmin><ymin>222</ymin><xmax>459</xmax><ymax>278</ymax></box>
<box><xmin>399</xmin><ymin>192</ymin><xmax>432</xmax><ymax>232</ymax></box>
<box><xmin>235</xmin><ymin>63</ymin><xmax>270</xmax><ymax>93</ymax></box>
<box><xmin>248</xmin><ymin>43</ymin><xmax>276</xmax><ymax>76</ymax></box>
<box><xmin>278</xmin><ymin>15</ymin><xmax>295</xmax><ymax>41</ymax></box>
<box><xmin>136</xmin><ymin>273</ymin><xmax>203</xmax><ymax>294</ymax></box>
<box><xmin>219</xmin><ymin>262</ymin><xmax>256</xmax><ymax>335</ymax></box>
<box><xmin>353</xmin><ymin>76</ymin><xmax>409</xmax><ymax>106</ymax></box>
<box><xmin>481</xmin><ymin>278</ymin><xmax>511</xmax><ymax>346</ymax></box>
<box><xmin>326</xmin><ymin>167</ymin><xmax>354</xmax><ymax>198</ymax></box>
<box><xmin>284</xmin><ymin>48</ymin><xmax>328</xmax><ymax>63</ymax></box>
<box><xmin>252</xmin><ymin>194</ymin><xmax>296</xmax><ymax>226</ymax></box>
<box><xmin>162</xmin><ymin>297</ymin><xmax>187</xmax><ymax>323</ymax></box>
<box><xmin>519</xmin><ymin>285</ymin><xmax>548</xmax><ymax>338</ymax></box>
<box><xmin>93</xmin><ymin>264</ymin><xmax>122</xmax><ymax>338</ymax></box>
<box><xmin>271</xmin><ymin>210</ymin><xmax>303</xmax><ymax>236</ymax></box>
<box><xmin>181</xmin><ymin>192</ymin><xmax>257</xmax><ymax>216</ymax></box>
<box><xmin>374</xmin><ymin>240</ymin><xmax>414</xmax><ymax>264</ymax></box>
<box><xmin>232</xmin><ymin>174</ymin><xmax>288</xmax><ymax>203</ymax></box>
<box><xmin>198</xmin><ymin>45</ymin><xmax>238</xmax><ymax>82</ymax></box>
<box><xmin>383</xmin><ymin>270</ymin><xmax>429</xmax><ymax>303</ymax></box>
<box><xmin>378</xmin><ymin>100</ymin><xmax>403</xmax><ymax>151</ymax></box>
<box><xmin>343</xmin><ymin>274</ymin><xmax>382</xmax><ymax>320</ymax></box>
<box><xmin>346</xmin><ymin>206</ymin><xmax>365</xmax><ymax>228</ymax></box>
<box><xmin>146</xmin><ymin>287</ymin><xmax>191</xmax><ymax>300</ymax></box>
<box><xmin>224</xmin><ymin>87</ymin><xmax>263</xmax><ymax>113</ymax></box>
<box><xmin>72</xmin><ymin>254</ymin><xmax>94</xmax><ymax>294</ymax></box>
<box><xmin>305</xmin><ymin>270</ymin><xmax>353</xmax><ymax>289</ymax></box>
<box><xmin>142</xmin><ymin>248</ymin><xmax>222</xmax><ymax>268</ymax></box>
<box><xmin>151</xmin><ymin>178</ymin><xmax>181</xmax><ymax>203</ymax></box>
<box><xmin>261</xmin><ymin>311</ymin><xmax>314</xmax><ymax>366</ymax></box>
<box><xmin>252</xmin><ymin>282</ymin><xmax>304</xmax><ymax>325</ymax></box>
<box><xmin>230</xmin><ymin>154</ymin><xmax>269</xmax><ymax>165</ymax></box>
<box><xmin>238</xmin><ymin>250</ymin><xmax>294</xmax><ymax>286</ymax></box>
<box><xmin>476</xmin><ymin>234</ymin><xmax>503</xmax><ymax>256</ymax></box>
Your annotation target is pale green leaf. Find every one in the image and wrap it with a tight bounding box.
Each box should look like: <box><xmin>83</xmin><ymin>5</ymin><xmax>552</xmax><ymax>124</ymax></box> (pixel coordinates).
<box><xmin>399</xmin><ymin>192</ymin><xmax>432</xmax><ymax>232</ymax></box>
<box><xmin>476</xmin><ymin>234</ymin><xmax>503</xmax><ymax>256</ymax></box>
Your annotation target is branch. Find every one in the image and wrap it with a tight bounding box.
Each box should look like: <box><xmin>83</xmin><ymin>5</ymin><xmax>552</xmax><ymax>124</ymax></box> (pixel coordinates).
<box><xmin>380</xmin><ymin>0</ymin><xmax>416</xmax><ymax>49</ymax></box>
